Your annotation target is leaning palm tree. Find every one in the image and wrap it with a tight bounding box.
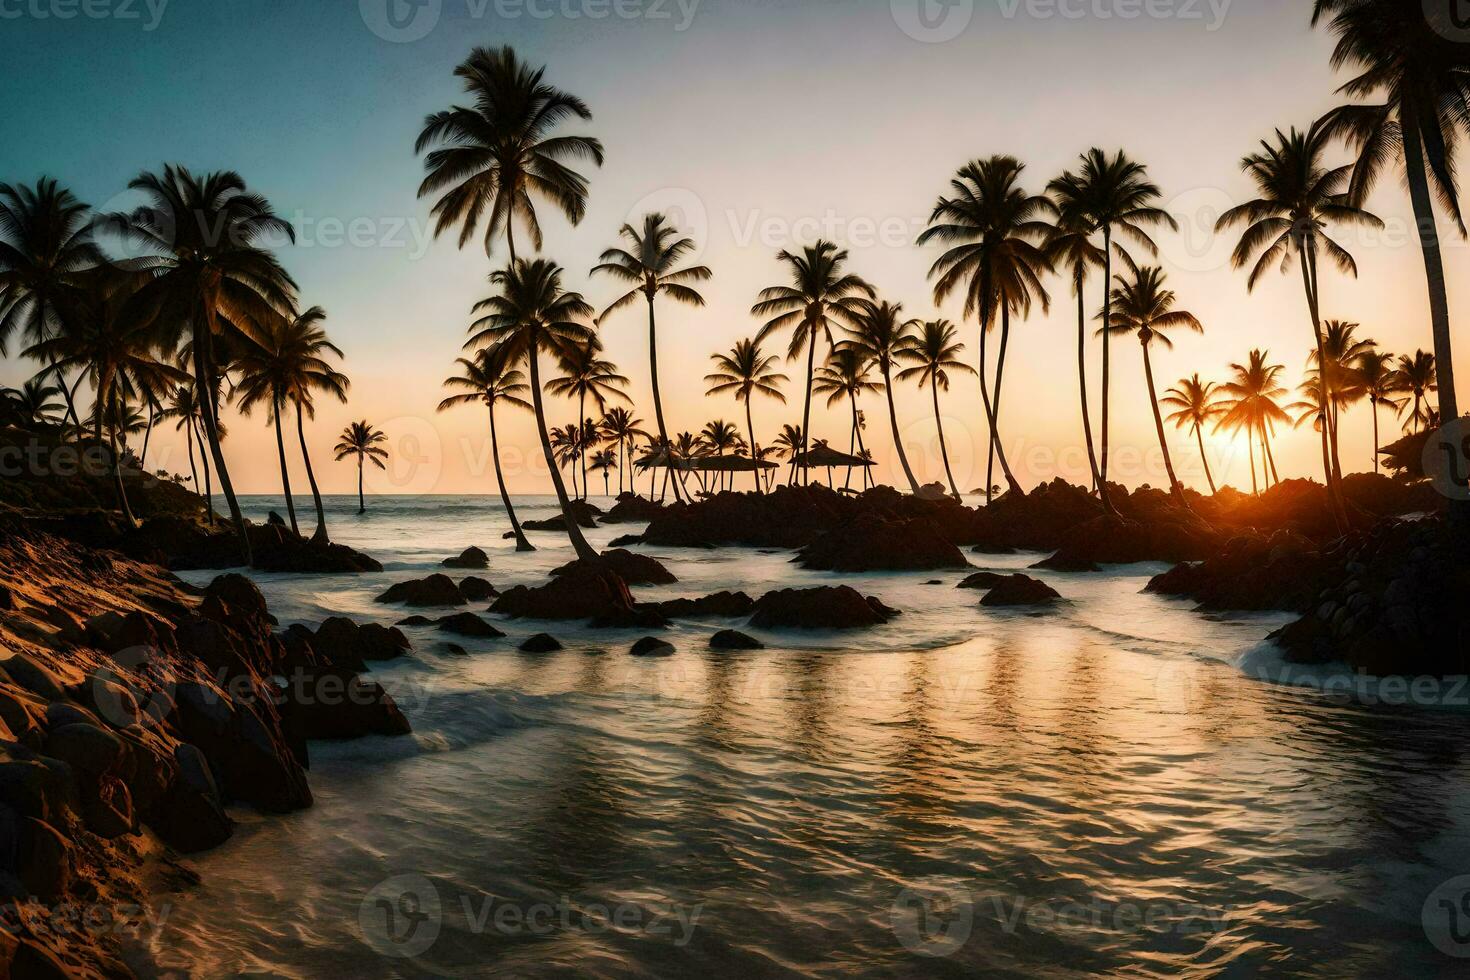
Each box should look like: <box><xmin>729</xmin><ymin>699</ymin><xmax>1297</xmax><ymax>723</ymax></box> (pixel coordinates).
<box><xmin>1215</xmin><ymin>120</ymin><xmax>1381</xmax><ymax>527</ymax></box>
<box><xmin>0</xmin><ymin>178</ymin><xmax>103</xmax><ymax>429</ymax></box>
<box><xmin>839</xmin><ymin>300</ymin><xmax>922</xmax><ymax>494</ymax></box>
<box><xmin>813</xmin><ymin>348</ymin><xmax>883</xmax><ymax>490</ymax></box>
<box><xmin>415</xmin><ymin>45</ymin><xmax>603</xmax><ymax>260</ymax></box>
<box><xmin>334</xmin><ymin>420</ymin><xmax>389</xmax><ymax>515</ymax></box>
<box><xmin>896</xmin><ymin>319</ymin><xmax>976</xmax><ymax>500</ymax></box>
<box><xmin>598</xmin><ymin>405</ymin><xmax>645</xmax><ymax>496</ymax></box>
<box><xmin>704</xmin><ymin>338</ymin><xmax>788</xmax><ymax>492</ymax></box>
<box><xmin>1215</xmin><ymin>350</ymin><xmax>1292</xmax><ymax>495</ymax></box>
<box><xmin>1161</xmin><ymin>374</ymin><xmax>1224</xmax><ymax>494</ymax></box>
<box><xmin>1397</xmin><ymin>350</ymin><xmax>1438</xmax><ymax>435</ymax></box>
<box><xmin>751</xmin><ymin>240</ymin><xmax>874</xmax><ymax>485</ymax></box>
<box><xmin>591</xmin><ymin>212</ymin><xmax>710</xmax><ymax>501</ymax></box>
<box><xmin>1046</xmin><ymin>150</ymin><xmax>1176</xmax><ymax>497</ymax></box>
<box><xmin>439</xmin><ymin>345</ymin><xmax>536</xmax><ymax>550</ymax></box>
<box><xmin>546</xmin><ymin>337</ymin><xmax>628</xmax><ymax>498</ymax></box>
<box><xmin>1314</xmin><ymin>0</ymin><xmax>1463</xmax><ymax>460</ymax></box>
<box><xmin>1354</xmin><ymin>349</ymin><xmax>1403</xmax><ymax>473</ymax></box>
<box><xmin>1103</xmin><ymin>266</ymin><xmax>1203</xmax><ymax>508</ymax></box>
<box><xmin>109</xmin><ymin>165</ymin><xmax>298</xmax><ymax>565</ymax></box>
<box><xmin>918</xmin><ymin>156</ymin><xmax>1054</xmax><ymax>500</ymax></box>
<box><xmin>464</xmin><ymin>258</ymin><xmax>600</xmax><ymax>562</ymax></box>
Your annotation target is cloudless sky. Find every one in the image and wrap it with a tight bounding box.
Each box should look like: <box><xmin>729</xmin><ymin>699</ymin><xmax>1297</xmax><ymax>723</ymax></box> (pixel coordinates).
<box><xmin>2</xmin><ymin>0</ymin><xmax>1463</xmax><ymax>495</ymax></box>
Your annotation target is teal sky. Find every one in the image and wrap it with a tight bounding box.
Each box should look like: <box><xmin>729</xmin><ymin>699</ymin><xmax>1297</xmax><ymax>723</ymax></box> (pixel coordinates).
<box><xmin>2</xmin><ymin>0</ymin><xmax>1460</xmax><ymax>494</ymax></box>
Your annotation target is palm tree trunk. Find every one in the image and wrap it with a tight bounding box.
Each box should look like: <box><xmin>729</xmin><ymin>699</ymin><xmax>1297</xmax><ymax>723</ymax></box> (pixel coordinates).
<box><xmin>1194</xmin><ymin>424</ymin><xmax>1217</xmax><ymax>494</ymax></box>
<box><xmin>1141</xmin><ymin>339</ymin><xmax>1190</xmax><ymax>511</ymax></box>
<box><xmin>1075</xmin><ymin>269</ymin><xmax>1105</xmax><ymax>500</ymax></box>
<box><xmin>184</xmin><ymin>417</ymin><xmax>200</xmax><ymax>503</ymax></box>
<box><xmin>799</xmin><ymin>330</ymin><xmax>817</xmax><ymax>487</ymax></box>
<box><xmin>1371</xmin><ymin>399</ymin><xmax>1380</xmax><ymax>475</ymax></box>
<box><xmin>852</xmin><ymin>400</ymin><xmax>871</xmax><ymax>489</ymax></box>
<box><xmin>46</xmin><ymin>355</ymin><xmax>82</xmax><ymax>431</ymax></box>
<box><xmin>1263</xmin><ymin>425</ymin><xmax>1280</xmax><ymax>486</ymax></box>
<box><xmin>192</xmin><ymin>312</ymin><xmax>252</xmax><ymax>565</ymax></box>
<box><xmin>646</xmin><ymin>295</ymin><xmax>684</xmax><ymax>502</ymax></box>
<box><xmin>930</xmin><ymin>374</ymin><xmax>960</xmax><ymax>500</ymax></box>
<box><xmin>487</xmin><ymin>403</ymin><xmax>534</xmax><ymax>552</ymax></box>
<box><xmin>881</xmin><ymin>361</ymin><xmax>922</xmax><ymax>494</ymax></box>
<box><xmin>577</xmin><ymin>391</ymin><xmax>588</xmax><ymax>501</ymax></box>
<box><xmin>1248</xmin><ymin>432</ymin><xmax>1258</xmax><ymax>496</ymax></box>
<box><xmin>745</xmin><ymin>400</ymin><xmax>761</xmax><ymax>493</ymax></box>
<box><xmin>193</xmin><ymin>414</ymin><xmax>214</xmax><ymax>524</ymax></box>
<box><xmin>107</xmin><ymin>391</ymin><xmax>136</xmax><ymax>527</ymax></box>
<box><xmin>1298</xmin><ymin>245</ymin><xmax>1347</xmax><ymax>530</ymax></box>
<box><xmin>272</xmin><ymin>396</ymin><xmax>300</xmax><ymax>536</ymax></box>
<box><xmin>987</xmin><ymin>307</ymin><xmax>1012</xmax><ymax>504</ymax></box>
<box><xmin>1100</xmin><ymin>225</ymin><xmax>1114</xmax><ymax>492</ymax></box>
<box><xmin>140</xmin><ymin>401</ymin><xmax>155</xmax><ymax>470</ymax></box>
<box><xmin>294</xmin><ymin>402</ymin><xmax>329</xmax><ymax>544</ymax></box>
<box><xmin>976</xmin><ymin>306</ymin><xmax>1023</xmax><ymax>499</ymax></box>
<box><xmin>528</xmin><ymin>341</ymin><xmax>599</xmax><ymax>562</ymax></box>
<box><xmin>357</xmin><ymin>458</ymin><xmax>365</xmax><ymax>514</ymax></box>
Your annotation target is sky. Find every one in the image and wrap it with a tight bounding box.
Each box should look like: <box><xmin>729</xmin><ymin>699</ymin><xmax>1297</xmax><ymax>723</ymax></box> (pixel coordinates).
<box><xmin>1</xmin><ymin>0</ymin><xmax>1463</xmax><ymax>496</ymax></box>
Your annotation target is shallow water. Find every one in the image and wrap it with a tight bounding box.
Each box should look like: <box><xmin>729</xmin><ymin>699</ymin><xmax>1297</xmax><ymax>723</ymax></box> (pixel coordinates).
<box><xmin>148</xmin><ymin>494</ymin><xmax>1470</xmax><ymax>978</ymax></box>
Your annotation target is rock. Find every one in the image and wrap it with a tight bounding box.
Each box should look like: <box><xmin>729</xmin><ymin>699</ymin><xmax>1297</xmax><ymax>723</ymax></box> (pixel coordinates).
<box><xmin>278</xmin><ymin>667</ymin><xmax>412</xmax><ymax>741</ymax></box>
<box><xmin>0</xmin><ymin>584</ymin><xmax>12</xmax><ymax>611</ymax></box>
<box><xmin>607</xmin><ymin>533</ymin><xmax>645</xmax><ymax>547</ymax></box>
<box><xmin>0</xmin><ymin>655</ymin><xmax>66</xmax><ymax>702</ymax></box>
<box><xmin>435</xmin><ymin>612</ymin><xmax>505</xmax><ymax>638</ymax></box>
<box><xmin>395</xmin><ymin>615</ymin><xmax>433</xmax><ymax>627</ymax></box>
<box><xmin>629</xmin><ymin>636</ymin><xmax>675</xmax><ymax>657</ymax></box>
<box><xmin>915</xmin><ymin>482</ymin><xmax>950</xmax><ymax>501</ymax></box>
<box><xmin>1146</xmin><ymin>529</ymin><xmax>1324</xmax><ymax>612</ymax></box>
<box><xmin>82</xmin><ymin>774</ymin><xmax>134</xmax><ymax>839</ymax></box>
<box><xmin>312</xmin><ymin>617</ymin><xmax>411</xmax><ymax>670</ymax></box>
<box><xmin>709</xmin><ymin>629</ymin><xmax>763</xmax><ymax>651</ymax></box>
<box><xmin>599</xmin><ymin>493</ymin><xmax>666</xmax><ymax>524</ymax></box>
<box><xmin>551</xmin><ymin>549</ymin><xmax>676</xmax><ymax>586</ymax></box>
<box><xmin>957</xmin><ymin>571</ymin><xmax>1009</xmax><ymax>590</ymax></box>
<box><xmin>647</xmin><ymin>591</ymin><xmax>755</xmax><ymax>619</ymax></box>
<box><xmin>519</xmin><ymin>633</ymin><xmax>562</xmax><ymax>653</ymax></box>
<box><xmin>979</xmin><ymin>574</ymin><xmax>1062</xmax><ymax>607</ymax></box>
<box><xmin>0</xmin><ymin>760</ymin><xmax>77</xmax><ymax>824</ymax></box>
<box><xmin>458</xmin><ymin>576</ymin><xmax>497</xmax><ymax>601</ymax></box>
<box><xmin>492</xmin><ymin>566</ymin><xmax>636</xmax><ymax>620</ymax></box>
<box><xmin>17</xmin><ymin>818</ymin><xmax>70</xmax><ymax>902</ymax></box>
<box><xmin>148</xmin><ymin>743</ymin><xmax>232</xmax><ymax>853</ymax></box>
<box><xmin>442</xmin><ymin>546</ymin><xmax>489</xmax><ymax>569</ymax></box>
<box><xmin>748</xmin><ymin>586</ymin><xmax>898</xmax><ymax>630</ymax></box>
<box><xmin>267</xmin><ymin>511</ymin><xmax>286</xmax><ymax>526</ymax></box>
<box><xmin>443</xmin><ymin>643</ymin><xmax>468</xmax><ymax>656</ymax></box>
<box><xmin>1036</xmin><ymin>514</ymin><xmax>1221</xmax><ymax>570</ymax></box>
<box><xmin>44</xmin><ymin>723</ymin><xmax>124</xmax><ymax>778</ymax></box>
<box><xmin>375</xmin><ymin>574</ymin><xmax>467</xmax><ymax>607</ymax></box>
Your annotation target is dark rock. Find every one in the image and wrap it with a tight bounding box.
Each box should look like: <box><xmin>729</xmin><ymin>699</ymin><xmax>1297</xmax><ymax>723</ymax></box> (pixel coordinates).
<box><xmin>1</xmin><ymin>655</ymin><xmax>66</xmax><ymax>702</ymax></box>
<box><xmin>519</xmin><ymin>633</ymin><xmax>563</xmax><ymax>653</ymax></box>
<box><xmin>375</xmin><ymin>574</ymin><xmax>467</xmax><ymax>607</ymax></box>
<box><xmin>0</xmin><ymin>584</ymin><xmax>11</xmax><ymax>611</ymax></box>
<box><xmin>148</xmin><ymin>743</ymin><xmax>232</xmax><ymax>853</ymax></box>
<box><xmin>443</xmin><ymin>643</ymin><xmax>468</xmax><ymax>656</ymax></box>
<box><xmin>492</xmin><ymin>565</ymin><xmax>636</xmax><ymax>620</ymax></box>
<box><xmin>599</xmin><ymin>493</ymin><xmax>666</xmax><ymax>524</ymax></box>
<box><xmin>979</xmin><ymin>574</ymin><xmax>1062</xmax><ymax>607</ymax></box>
<box><xmin>630</xmin><ymin>636</ymin><xmax>675</xmax><ymax>657</ymax></box>
<box><xmin>43</xmin><ymin>723</ymin><xmax>123</xmax><ymax>778</ymax></box>
<box><xmin>796</xmin><ymin>513</ymin><xmax>970</xmax><ymax>572</ymax></box>
<box><xmin>458</xmin><ymin>576</ymin><xmax>497</xmax><ymax>601</ymax></box>
<box><xmin>395</xmin><ymin>615</ymin><xmax>433</xmax><ymax>627</ymax></box>
<box><xmin>957</xmin><ymin>571</ymin><xmax>1009</xmax><ymax>590</ymax></box>
<box><xmin>608</xmin><ymin>533</ymin><xmax>645</xmax><ymax>547</ymax></box>
<box><xmin>709</xmin><ymin>629</ymin><xmax>763</xmax><ymax>651</ymax></box>
<box><xmin>647</xmin><ymin>591</ymin><xmax>755</xmax><ymax>619</ymax></box>
<box><xmin>267</xmin><ymin>511</ymin><xmax>286</xmax><ymax>527</ymax></box>
<box><xmin>435</xmin><ymin>612</ymin><xmax>505</xmax><ymax>638</ymax></box>
<box><xmin>312</xmin><ymin>617</ymin><xmax>411</xmax><ymax>670</ymax></box>
<box><xmin>442</xmin><ymin>546</ymin><xmax>489</xmax><ymax>569</ymax></box>
<box><xmin>748</xmin><ymin>586</ymin><xmax>898</xmax><ymax>630</ymax></box>
<box><xmin>17</xmin><ymin>818</ymin><xmax>70</xmax><ymax>902</ymax></box>
<box><xmin>551</xmin><ymin>549</ymin><xmax>676</xmax><ymax>586</ymax></box>
<box><xmin>278</xmin><ymin>667</ymin><xmax>412</xmax><ymax>741</ymax></box>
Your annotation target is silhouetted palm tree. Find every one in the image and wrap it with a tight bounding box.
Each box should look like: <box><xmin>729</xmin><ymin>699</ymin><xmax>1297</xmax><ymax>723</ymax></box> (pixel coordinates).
<box><xmin>415</xmin><ymin>45</ymin><xmax>603</xmax><ymax>260</ymax></box>
<box><xmin>1354</xmin><ymin>349</ymin><xmax>1403</xmax><ymax>473</ymax></box>
<box><xmin>162</xmin><ymin>383</ymin><xmax>211</xmax><ymax>511</ymax></box>
<box><xmin>771</xmin><ymin>423</ymin><xmax>806</xmax><ymax>487</ymax></box>
<box><xmin>1104</xmin><ymin>266</ymin><xmax>1203</xmax><ymax>508</ymax></box>
<box><xmin>698</xmin><ymin>419</ymin><xmax>746</xmax><ymax>492</ymax></box>
<box><xmin>334</xmin><ymin>420</ymin><xmax>389</xmax><ymax>515</ymax></box>
<box><xmin>1306</xmin><ymin>319</ymin><xmax>1374</xmax><ymax>482</ymax></box>
<box><xmin>705</xmin><ymin>338</ymin><xmax>787</xmax><ymax>492</ymax></box>
<box><xmin>1215</xmin><ymin>350</ymin><xmax>1291</xmax><ymax>495</ymax></box>
<box><xmin>1397</xmin><ymin>350</ymin><xmax>1438</xmax><ymax>434</ymax></box>
<box><xmin>0</xmin><ymin>378</ymin><xmax>64</xmax><ymax>426</ymax></box>
<box><xmin>439</xmin><ymin>345</ymin><xmax>536</xmax><ymax>550</ymax></box>
<box><xmin>590</xmin><ymin>448</ymin><xmax>617</xmax><ymax>497</ymax></box>
<box><xmin>465</xmin><ymin>258</ymin><xmax>599</xmax><ymax>561</ymax></box>
<box><xmin>751</xmin><ymin>240</ymin><xmax>874</xmax><ymax>485</ymax></box>
<box><xmin>547</xmin><ymin>337</ymin><xmax>627</xmax><ymax>497</ymax></box>
<box><xmin>838</xmin><ymin>300</ymin><xmax>920</xmax><ymax>493</ymax></box>
<box><xmin>813</xmin><ymin>348</ymin><xmax>882</xmax><ymax>490</ymax></box>
<box><xmin>919</xmin><ymin>156</ymin><xmax>1054</xmax><ymax>500</ymax></box>
<box><xmin>896</xmin><ymin>319</ymin><xmax>975</xmax><ymax>500</ymax></box>
<box><xmin>1161</xmin><ymin>374</ymin><xmax>1224</xmax><ymax>494</ymax></box>
<box><xmin>598</xmin><ymin>405</ymin><xmax>645</xmax><ymax>496</ymax></box>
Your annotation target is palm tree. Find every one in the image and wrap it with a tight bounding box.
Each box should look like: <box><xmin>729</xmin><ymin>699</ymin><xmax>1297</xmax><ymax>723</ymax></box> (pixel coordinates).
<box><xmin>1307</xmin><ymin>319</ymin><xmax>1375</xmax><ymax>481</ymax></box>
<box><xmin>751</xmin><ymin>240</ymin><xmax>874</xmax><ymax>486</ymax></box>
<box><xmin>839</xmin><ymin>300</ymin><xmax>922</xmax><ymax>493</ymax></box>
<box><xmin>698</xmin><ymin>419</ymin><xmax>746</xmax><ymax>493</ymax></box>
<box><xmin>334</xmin><ymin>420</ymin><xmax>389</xmax><ymax>515</ymax></box>
<box><xmin>1354</xmin><ymin>349</ymin><xmax>1403</xmax><ymax>473</ymax></box>
<box><xmin>550</xmin><ymin>424</ymin><xmax>584</xmax><ymax>497</ymax></box>
<box><xmin>918</xmin><ymin>156</ymin><xmax>1054</xmax><ymax>500</ymax></box>
<box><xmin>1046</xmin><ymin>150</ymin><xmax>1176</xmax><ymax>500</ymax></box>
<box><xmin>464</xmin><ymin>258</ymin><xmax>600</xmax><ymax>562</ymax></box>
<box><xmin>1397</xmin><ymin>350</ymin><xmax>1438</xmax><ymax>434</ymax></box>
<box><xmin>1215</xmin><ymin>350</ymin><xmax>1291</xmax><ymax>495</ymax></box>
<box><xmin>591</xmin><ymin>213</ymin><xmax>711</xmax><ymax>502</ymax></box>
<box><xmin>439</xmin><ymin>346</ymin><xmax>536</xmax><ymax>550</ymax></box>
<box><xmin>0</xmin><ymin>378</ymin><xmax>64</xmax><ymax>426</ymax></box>
<box><xmin>1314</xmin><ymin>1</ymin><xmax>1463</xmax><ymax>458</ymax></box>
<box><xmin>1160</xmin><ymin>374</ymin><xmax>1224</xmax><ymax>494</ymax></box>
<box><xmin>109</xmin><ymin>165</ymin><xmax>298</xmax><ymax>565</ymax></box>
<box><xmin>1215</xmin><ymin>120</ymin><xmax>1381</xmax><ymax>527</ymax></box>
<box><xmin>0</xmin><ymin>178</ymin><xmax>104</xmax><ymax>430</ymax></box>
<box><xmin>590</xmin><ymin>448</ymin><xmax>617</xmax><ymax>497</ymax></box>
<box><xmin>162</xmin><ymin>383</ymin><xmax>209</xmax><ymax>510</ymax></box>
<box><xmin>812</xmin><ymin>348</ymin><xmax>883</xmax><ymax>490</ymax></box>
<box><xmin>771</xmin><ymin>423</ymin><xmax>806</xmax><ymax>487</ymax></box>
<box><xmin>1104</xmin><ymin>266</ymin><xmax>1203</xmax><ymax>508</ymax></box>
<box><xmin>546</xmin><ymin>337</ymin><xmax>628</xmax><ymax>498</ymax></box>
<box><xmin>598</xmin><ymin>405</ymin><xmax>645</xmax><ymax>496</ymax></box>
<box><xmin>415</xmin><ymin>45</ymin><xmax>603</xmax><ymax>260</ymax></box>
<box><xmin>895</xmin><ymin>319</ymin><xmax>976</xmax><ymax>500</ymax></box>
<box><xmin>704</xmin><ymin>338</ymin><xmax>788</xmax><ymax>492</ymax></box>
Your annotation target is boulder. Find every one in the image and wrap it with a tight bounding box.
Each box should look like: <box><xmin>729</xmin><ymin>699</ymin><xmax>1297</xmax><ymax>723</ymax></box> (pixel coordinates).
<box><xmin>588</xmin><ymin>606</ymin><xmax>669</xmax><ymax>630</ymax></box>
<box><xmin>957</xmin><ymin>571</ymin><xmax>1008</xmax><ymax>590</ymax></box>
<box><xmin>311</xmin><ymin>617</ymin><xmax>411</xmax><ymax>670</ymax></box>
<box><xmin>442</xmin><ymin>547</ymin><xmax>489</xmax><ymax>569</ymax></box>
<box><xmin>599</xmin><ymin>494</ymin><xmax>667</xmax><ymax>524</ymax></box>
<box><xmin>979</xmin><ymin>574</ymin><xmax>1062</xmax><ymax>607</ymax></box>
<box><xmin>519</xmin><ymin>633</ymin><xmax>562</xmax><ymax>653</ymax></box>
<box><xmin>0</xmin><ymin>655</ymin><xmax>66</xmax><ymax>702</ymax></box>
<box><xmin>795</xmin><ymin>513</ymin><xmax>970</xmax><ymax>572</ymax></box>
<box><xmin>375</xmin><ymin>574</ymin><xmax>467</xmax><ymax>607</ymax></box>
<box><xmin>748</xmin><ymin>586</ymin><xmax>898</xmax><ymax>630</ymax></box>
<box><xmin>435</xmin><ymin>613</ymin><xmax>505</xmax><ymax>638</ymax></box>
<box><xmin>278</xmin><ymin>667</ymin><xmax>412</xmax><ymax>741</ymax></box>
<box><xmin>394</xmin><ymin>615</ymin><xmax>433</xmax><ymax>627</ymax></box>
<box><xmin>492</xmin><ymin>566</ymin><xmax>636</xmax><ymax>620</ymax></box>
<box><xmin>647</xmin><ymin>591</ymin><xmax>755</xmax><ymax>619</ymax></box>
<box><xmin>551</xmin><ymin>549</ymin><xmax>676</xmax><ymax>586</ymax></box>
<box><xmin>1035</xmin><ymin>514</ymin><xmax>1221</xmax><ymax>570</ymax></box>
<box><xmin>709</xmin><ymin>629</ymin><xmax>763</xmax><ymax>651</ymax></box>
<box><xmin>147</xmin><ymin>743</ymin><xmax>232</xmax><ymax>853</ymax></box>
<box><xmin>458</xmin><ymin>576</ymin><xmax>497</xmax><ymax>601</ymax></box>
<box><xmin>629</xmin><ymin>636</ymin><xmax>675</xmax><ymax>657</ymax></box>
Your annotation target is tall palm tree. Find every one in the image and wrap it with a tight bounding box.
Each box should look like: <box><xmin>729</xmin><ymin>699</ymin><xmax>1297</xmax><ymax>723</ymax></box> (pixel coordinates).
<box><xmin>1160</xmin><ymin>374</ymin><xmax>1224</xmax><ymax>494</ymax></box>
<box><xmin>546</xmin><ymin>337</ymin><xmax>628</xmax><ymax>498</ymax></box>
<box><xmin>110</xmin><ymin>165</ymin><xmax>298</xmax><ymax>565</ymax></box>
<box><xmin>415</xmin><ymin>45</ymin><xmax>603</xmax><ymax>261</ymax></box>
<box><xmin>813</xmin><ymin>348</ymin><xmax>882</xmax><ymax>490</ymax></box>
<box><xmin>1215</xmin><ymin>120</ymin><xmax>1381</xmax><ymax>527</ymax></box>
<box><xmin>465</xmin><ymin>258</ymin><xmax>600</xmax><ymax>562</ymax></box>
<box><xmin>598</xmin><ymin>405</ymin><xmax>645</xmax><ymax>496</ymax></box>
<box><xmin>704</xmin><ymin>338</ymin><xmax>788</xmax><ymax>492</ymax></box>
<box><xmin>751</xmin><ymin>240</ymin><xmax>874</xmax><ymax>486</ymax></box>
<box><xmin>439</xmin><ymin>346</ymin><xmax>536</xmax><ymax>550</ymax></box>
<box><xmin>0</xmin><ymin>178</ymin><xmax>104</xmax><ymax>429</ymax></box>
<box><xmin>550</xmin><ymin>424</ymin><xmax>584</xmax><ymax>498</ymax></box>
<box><xmin>1354</xmin><ymin>349</ymin><xmax>1403</xmax><ymax>473</ymax></box>
<box><xmin>918</xmin><ymin>156</ymin><xmax>1054</xmax><ymax>500</ymax></box>
<box><xmin>334</xmin><ymin>420</ymin><xmax>389</xmax><ymax>515</ymax></box>
<box><xmin>590</xmin><ymin>448</ymin><xmax>617</xmax><ymax>497</ymax></box>
<box><xmin>842</xmin><ymin>300</ymin><xmax>924</xmax><ymax>494</ymax></box>
<box><xmin>1046</xmin><ymin>150</ymin><xmax>1176</xmax><ymax>499</ymax></box>
<box><xmin>895</xmin><ymin>319</ymin><xmax>976</xmax><ymax>500</ymax></box>
<box><xmin>1103</xmin><ymin>266</ymin><xmax>1203</xmax><ymax>508</ymax></box>
<box><xmin>1314</xmin><ymin>1</ymin><xmax>1463</xmax><ymax>455</ymax></box>
<box><xmin>1397</xmin><ymin>350</ymin><xmax>1438</xmax><ymax>434</ymax></box>
<box><xmin>591</xmin><ymin>212</ymin><xmax>710</xmax><ymax>501</ymax></box>
<box><xmin>1215</xmin><ymin>350</ymin><xmax>1291</xmax><ymax>495</ymax></box>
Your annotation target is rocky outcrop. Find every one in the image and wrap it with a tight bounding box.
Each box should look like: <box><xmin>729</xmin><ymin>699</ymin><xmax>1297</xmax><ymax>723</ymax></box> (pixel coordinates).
<box><xmin>957</xmin><ymin>571</ymin><xmax>1008</xmax><ymax>590</ymax></box>
<box><xmin>519</xmin><ymin>633</ymin><xmax>563</xmax><ymax>652</ymax></box>
<box><xmin>795</xmin><ymin>513</ymin><xmax>970</xmax><ymax>572</ymax></box>
<box><xmin>709</xmin><ymin>629</ymin><xmax>763</xmax><ymax>651</ymax></box>
<box><xmin>599</xmin><ymin>493</ymin><xmax>667</xmax><ymax>524</ymax></box>
<box><xmin>629</xmin><ymin>636</ymin><xmax>675</xmax><ymax>657</ymax></box>
<box><xmin>748</xmin><ymin>586</ymin><xmax>899</xmax><ymax>630</ymax></box>
<box><xmin>298</xmin><ymin>617</ymin><xmax>412</xmax><ymax>672</ymax></box>
<box><xmin>646</xmin><ymin>591</ymin><xmax>755</xmax><ymax>619</ymax></box>
<box><xmin>522</xmin><ymin>500</ymin><xmax>600</xmax><ymax>531</ymax></box>
<box><xmin>551</xmin><ymin>549</ymin><xmax>676</xmax><ymax>585</ymax></box>
<box><xmin>442</xmin><ymin>546</ymin><xmax>490</xmax><ymax>569</ymax></box>
<box><xmin>1034</xmin><ymin>514</ymin><xmax>1221</xmax><ymax>570</ymax></box>
<box><xmin>491</xmin><ymin>565</ymin><xmax>637</xmax><ymax>620</ymax></box>
<box><xmin>125</xmin><ymin>516</ymin><xmax>383</xmax><ymax>573</ymax></box>
<box><xmin>435</xmin><ymin>612</ymin><xmax>506</xmax><ymax>638</ymax></box>
<box><xmin>977</xmin><ymin>574</ymin><xmax>1062</xmax><ymax>607</ymax></box>
<box><xmin>1145</xmin><ymin>530</ymin><xmax>1324</xmax><ymax>612</ymax></box>
<box><xmin>375</xmin><ymin>573</ymin><xmax>468</xmax><ymax>607</ymax></box>
<box><xmin>458</xmin><ymin>576</ymin><xmax>497</xmax><ymax>601</ymax></box>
